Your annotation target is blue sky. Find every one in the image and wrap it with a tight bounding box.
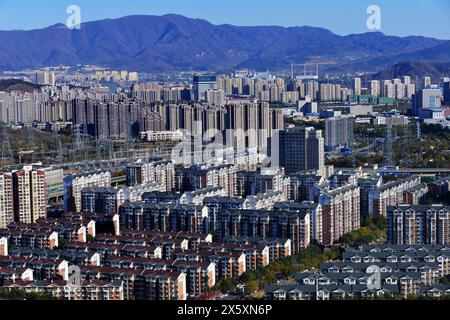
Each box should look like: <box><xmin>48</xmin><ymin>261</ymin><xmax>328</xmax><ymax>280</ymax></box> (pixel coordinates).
<box><xmin>0</xmin><ymin>0</ymin><xmax>449</xmax><ymax>39</ymax></box>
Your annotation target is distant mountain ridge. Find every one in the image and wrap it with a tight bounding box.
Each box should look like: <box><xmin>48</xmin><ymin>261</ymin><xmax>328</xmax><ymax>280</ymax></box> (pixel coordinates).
<box><xmin>373</xmin><ymin>61</ymin><xmax>450</xmax><ymax>82</ymax></box>
<box><xmin>0</xmin><ymin>79</ymin><xmax>42</xmax><ymax>93</ymax></box>
<box><xmin>0</xmin><ymin>14</ymin><xmax>448</xmax><ymax>72</ymax></box>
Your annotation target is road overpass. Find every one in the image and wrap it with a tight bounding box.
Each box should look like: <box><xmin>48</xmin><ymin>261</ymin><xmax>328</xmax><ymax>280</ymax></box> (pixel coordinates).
<box><xmin>337</xmin><ymin>167</ymin><xmax>450</xmax><ymax>176</ymax></box>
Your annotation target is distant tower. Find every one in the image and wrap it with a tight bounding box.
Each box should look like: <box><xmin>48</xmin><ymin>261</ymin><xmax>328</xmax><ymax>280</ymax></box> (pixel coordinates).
<box><xmin>73</xmin><ymin>124</ymin><xmax>86</xmax><ymax>161</ymax></box>
<box><xmin>73</xmin><ymin>124</ymin><xmax>83</xmax><ymax>151</ymax></box>
<box><xmin>96</xmin><ymin>140</ymin><xmax>102</xmax><ymax>161</ymax></box>
<box><xmin>0</xmin><ymin>126</ymin><xmax>14</xmax><ymax>162</ymax></box>
<box><xmin>27</xmin><ymin>127</ymin><xmax>35</xmax><ymax>147</ymax></box>
<box><xmin>400</xmin><ymin>124</ymin><xmax>410</xmax><ymax>165</ymax></box>
<box><xmin>416</xmin><ymin>122</ymin><xmax>421</xmax><ymax>139</ymax></box>
<box><xmin>108</xmin><ymin>140</ymin><xmax>114</xmax><ymax>160</ymax></box>
<box><xmin>384</xmin><ymin>124</ymin><xmax>394</xmax><ymax>164</ymax></box>
<box><xmin>56</xmin><ymin>134</ymin><xmax>63</xmax><ymax>163</ymax></box>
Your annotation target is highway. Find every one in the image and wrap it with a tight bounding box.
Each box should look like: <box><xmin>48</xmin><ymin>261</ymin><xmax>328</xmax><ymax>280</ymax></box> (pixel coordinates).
<box><xmin>377</xmin><ymin>168</ymin><xmax>450</xmax><ymax>174</ymax></box>
<box><xmin>337</xmin><ymin>167</ymin><xmax>450</xmax><ymax>175</ymax></box>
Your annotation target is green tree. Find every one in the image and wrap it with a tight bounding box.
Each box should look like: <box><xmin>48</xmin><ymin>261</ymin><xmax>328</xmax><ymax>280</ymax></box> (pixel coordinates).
<box><xmin>245</xmin><ymin>280</ymin><xmax>259</xmax><ymax>294</ymax></box>
<box><xmin>439</xmin><ymin>276</ymin><xmax>450</xmax><ymax>285</ymax></box>
<box><xmin>0</xmin><ymin>288</ymin><xmax>55</xmax><ymax>300</ymax></box>
<box><xmin>216</xmin><ymin>279</ymin><xmax>237</xmax><ymax>293</ymax></box>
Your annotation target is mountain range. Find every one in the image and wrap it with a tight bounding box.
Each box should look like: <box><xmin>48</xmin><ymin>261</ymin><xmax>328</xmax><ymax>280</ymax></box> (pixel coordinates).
<box><xmin>0</xmin><ymin>14</ymin><xmax>449</xmax><ymax>73</ymax></box>
<box><xmin>0</xmin><ymin>79</ymin><xmax>42</xmax><ymax>92</ymax></box>
<box><xmin>372</xmin><ymin>61</ymin><xmax>450</xmax><ymax>82</ymax></box>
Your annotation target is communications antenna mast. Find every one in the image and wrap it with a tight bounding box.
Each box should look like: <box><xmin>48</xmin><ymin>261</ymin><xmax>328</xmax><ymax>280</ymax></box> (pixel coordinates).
<box><xmin>0</xmin><ymin>126</ymin><xmax>14</xmax><ymax>163</ymax></box>
<box><xmin>384</xmin><ymin>124</ymin><xmax>394</xmax><ymax>164</ymax></box>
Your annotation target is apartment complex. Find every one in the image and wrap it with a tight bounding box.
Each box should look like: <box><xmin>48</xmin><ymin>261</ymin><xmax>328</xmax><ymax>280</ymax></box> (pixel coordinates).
<box><xmin>119</xmin><ymin>203</ymin><xmax>309</xmax><ymax>254</ymax></box>
<box><xmin>125</xmin><ymin>160</ymin><xmax>175</xmax><ymax>191</ymax></box>
<box><xmin>324</xmin><ymin>116</ymin><xmax>355</xmax><ymax>149</ymax></box>
<box><xmin>0</xmin><ymin>172</ymin><xmax>14</xmax><ymax>228</ymax></box>
<box><xmin>64</xmin><ymin>171</ymin><xmax>112</xmax><ymax>212</ymax></box>
<box><xmin>387</xmin><ymin>204</ymin><xmax>450</xmax><ymax>245</ymax></box>
<box><xmin>0</xmin><ymin>166</ymin><xmax>46</xmax><ymax>225</ymax></box>
<box><xmin>3</xmin><ymin>280</ymin><xmax>124</xmax><ymax>300</ymax></box>
<box><xmin>266</xmin><ymin>244</ymin><xmax>450</xmax><ymax>300</ymax></box>
<box><xmin>368</xmin><ymin>177</ymin><xmax>421</xmax><ymax>218</ymax></box>
<box><xmin>0</xmin><ymin>209</ymin><xmax>295</xmax><ymax>300</ymax></box>
<box><xmin>319</xmin><ymin>185</ymin><xmax>361</xmax><ymax>245</ymax></box>
<box><xmin>278</xmin><ymin>127</ymin><xmax>325</xmax><ymax>175</ymax></box>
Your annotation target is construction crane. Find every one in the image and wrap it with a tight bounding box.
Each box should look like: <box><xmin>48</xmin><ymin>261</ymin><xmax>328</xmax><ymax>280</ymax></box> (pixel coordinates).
<box><xmin>291</xmin><ymin>61</ymin><xmax>337</xmax><ymax>80</ymax></box>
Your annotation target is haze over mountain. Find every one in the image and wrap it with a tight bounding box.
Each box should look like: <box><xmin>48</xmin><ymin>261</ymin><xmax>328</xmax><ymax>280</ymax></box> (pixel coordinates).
<box><xmin>0</xmin><ymin>14</ymin><xmax>448</xmax><ymax>72</ymax></box>
<box><xmin>372</xmin><ymin>61</ymin><xmax>450</xmax><ymax>82</ymax></box>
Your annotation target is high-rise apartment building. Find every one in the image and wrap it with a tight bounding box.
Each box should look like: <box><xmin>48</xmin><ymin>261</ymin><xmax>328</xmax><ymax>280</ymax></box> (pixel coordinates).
<box><xmin>395</xmin><ymin>83</ymin><xmax>405</xmax><ymax>100</ymax></box>
<box><xmin>132</xmin><ymin>83</ymin><xmax>162</xmax><ymax>103</ymax></box>
<box><xmin>305</xmin><ymin>81</ymin><xmax>319</xmax><ymax>100</ymax></box>
<box><xmin>412</xmin><ymin>88</ymin><xmax>444</xmax><ymax>116</ymax></box>
<box><xmin>370</xmin><ymin>80</ymin><xmax>380</xmax><ymax>97</ymax></box>
<box><xmin>17</xmin><ymin>166</ymin><xmax>46</xmax><ymax>223</ymax></box>
<box><xmin>64</xmin><ymin>171</ymin><xmax>112</xmax><ymax>212</ymax></box>
<box><xmin>270</xmin><ymin>109</ymin><xmax>285</xmax><ymax>131</ymax></box>
<box><xmin>405</xmin><ymin>84</ymin><xmax>416</xmax><ymax>99</ymax></box>
<box><xmin>387</xmin><ymin>204</ymin><xmax>450</xmax><ymax>245</ymax></box>
<box><xmin>0</xmin><ymin>173</ymin><xmax>14</xmax><ymax>228</ymax></box>
<box><xmin>353</xmin><ymin>78</ymin><xmax>362</xmax><ymax>96</ymax></box>
<box><xmin>422</xmin><ymin>76</ymin><xmax>431</xmax><ymax>89</ymax></box>
<box><xmin>444</xmin><ymin>80</ymin><xmax>450</xmax><ymax>105</ymax></box>
<box><xmin>357</xmin><ymin>177</ymin><xmax>383</xmax><ymax>219</ymax></box>
<box><xmin>403</xmin><ymin>76</ymin><xmax>411</xmax><ymax>86</ymax></box>
<box><xmin>205</xmin><ymin>89</ymin><xmax>225</xmax><ymax>106</ymax></box>
<box><xmin>125</xmin><ymin>160</ymin><xmax>175</xmax><ymax>191</ymax></box>
<box><xmin>279</xmin><ymin>127</ymin><xmax>325</xmax><ymax>175</ymax></box>
<box><xmin>128</xmin><ymin>72</ymin><xmax>138</xmax><ymax>82</ymax></box>
<box><xmin>193</xmin><ymin>76</ymin><xmax>218</xmax><ymax>101</ymax></box>
<box><xmin>324</xmin><ymin>116</ymin><xmax>355</xmax><ymax>149</ymax></box>
<box><xmin>35</xmin><ymin>71</ymin><xmax>56</xmax><ymax>86</ymax></box>
<box><xmin>319</xmin><ymin>185</ymin><xmax>361</xmax><ymax>245</ymax></box>
<box><xmin>12</xmin><ymin>166</ymin><xmax>47</xmax><ymax>224</ymax></box>
<box><xmin>1</xmin><ymin>166</ymin><xmax>48</xmax><ymax>225</ymax></box>
<box><xmin>319</xmin><ymin>83</ymin><xmax>340</xmax><ymax>101</ymax></box>
<box><xmin>383</xmin><ymin>83</ymin><xmax>396</xmax><ymax>99</ymax></box>
<box><xmin>368</xmin><ymin>177</ymin><xmax>421</xmax><ymax>218</ymax></box>
<box><xmin>81</xmin><ymin>187</ymin><xmax>120</xmax><ymax>215</ymax></box>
